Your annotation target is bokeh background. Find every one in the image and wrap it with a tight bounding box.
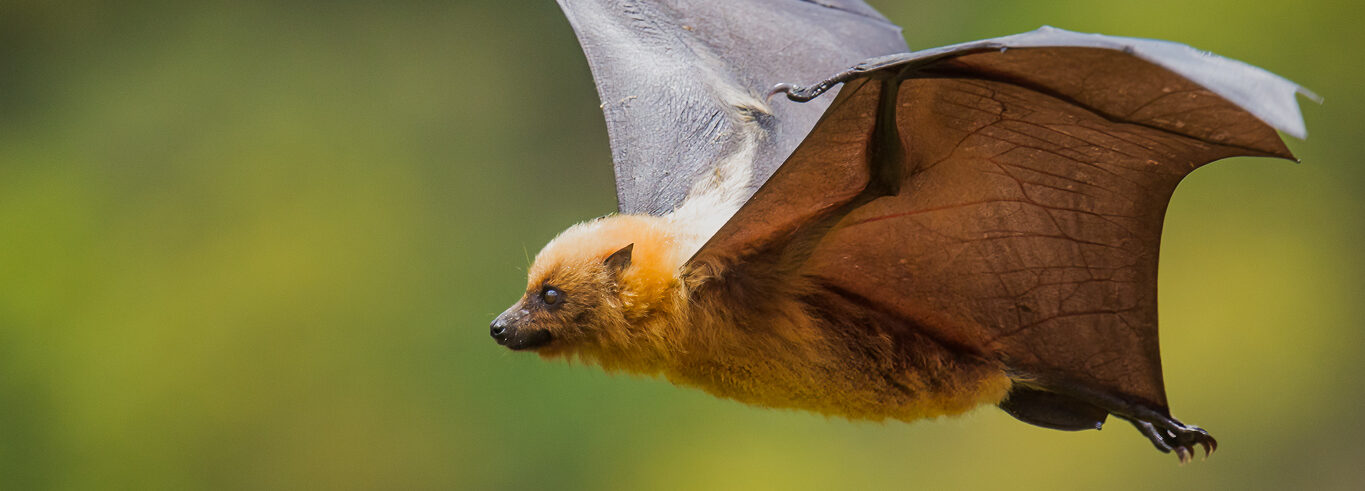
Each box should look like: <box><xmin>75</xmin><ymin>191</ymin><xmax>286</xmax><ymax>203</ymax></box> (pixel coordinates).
<box><xmin>1</xmin><ymin>0</ymin><xmax>1361</xmax><ymax>489</ymax></box>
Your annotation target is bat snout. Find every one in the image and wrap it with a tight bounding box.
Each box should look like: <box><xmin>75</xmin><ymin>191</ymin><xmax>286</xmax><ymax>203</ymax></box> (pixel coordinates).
<box><xmin>490</xmin><ymin>306</ymin><xmax>553</xmax><ymax>351</ymax></box>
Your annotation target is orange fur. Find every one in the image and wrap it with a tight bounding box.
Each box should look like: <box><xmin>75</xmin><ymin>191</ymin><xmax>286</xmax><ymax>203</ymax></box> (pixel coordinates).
<box><xmin>519</xmin><ymin>214</ymin><xmax>1012</xmax><ymax>422</ymax></box>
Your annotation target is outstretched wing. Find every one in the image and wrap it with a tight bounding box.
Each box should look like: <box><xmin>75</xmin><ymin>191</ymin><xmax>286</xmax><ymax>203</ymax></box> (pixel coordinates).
<box><xmin>695</xmin><ymin>28</ymin><xmax>1311</xmax><ymax>415</ymax></box>
<box><xmin>556</xmin><ymin>0</ymin><xmax>907</xmax><ymax>215</ymax></box>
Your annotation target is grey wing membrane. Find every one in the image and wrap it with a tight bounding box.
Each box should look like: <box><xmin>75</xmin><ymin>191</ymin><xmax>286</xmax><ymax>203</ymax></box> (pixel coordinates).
<box><xmin>556</xmin><ymin>0</ymin><xmax>907</xmax><ymax>215</ymax></box>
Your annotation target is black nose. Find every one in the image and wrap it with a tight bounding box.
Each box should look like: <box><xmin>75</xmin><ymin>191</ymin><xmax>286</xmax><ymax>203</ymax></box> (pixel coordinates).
<box><xmin>490</xmin><ymin>320</ymin><xmax>509</xmax><ymax>343</ymax></box>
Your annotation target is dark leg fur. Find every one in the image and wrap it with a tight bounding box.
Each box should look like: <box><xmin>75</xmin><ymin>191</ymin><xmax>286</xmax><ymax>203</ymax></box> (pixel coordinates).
<box><xmin>1000</xmin><ymin>386</ymin><xmax>1108</xmax><ymax>431</ymax></box>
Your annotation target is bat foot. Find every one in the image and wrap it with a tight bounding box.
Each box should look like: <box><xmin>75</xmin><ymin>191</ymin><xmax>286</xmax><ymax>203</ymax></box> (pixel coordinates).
<box><xmin>1004</xmin><ymin>377</ymin><xmax>1218</xmax><ymax>462</ymax></box>
<box><xmin>1128</xmin><ymin>418</ymin><xmax>1217</xmax><ymax>463</ymax></box>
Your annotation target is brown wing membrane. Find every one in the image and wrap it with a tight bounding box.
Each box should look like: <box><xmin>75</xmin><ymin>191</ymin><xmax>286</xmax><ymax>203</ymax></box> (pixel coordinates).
<box><xmin>695</xmin><ymin>47</ymin><xmax>1294</xmax><ymax>417</ymax></box>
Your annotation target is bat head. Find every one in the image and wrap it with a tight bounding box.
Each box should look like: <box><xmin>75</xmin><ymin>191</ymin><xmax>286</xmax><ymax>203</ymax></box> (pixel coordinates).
<box><xmin>491</xmin><ymin>214</ymin><xmax>683</xmax><ymax>371</ymax></box>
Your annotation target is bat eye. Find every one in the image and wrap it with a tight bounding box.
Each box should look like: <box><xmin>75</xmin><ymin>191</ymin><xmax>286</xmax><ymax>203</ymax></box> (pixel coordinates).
<box><xmin>541</xmin><ymin>287</ymin><xmax>562</xmax><ymax>306</ymax></box>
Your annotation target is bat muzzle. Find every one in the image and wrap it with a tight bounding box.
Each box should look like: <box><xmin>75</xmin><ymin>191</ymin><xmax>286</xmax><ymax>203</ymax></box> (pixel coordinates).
<box><xmin>490</xmin><ymin>307</ymin><xmax>553</xmax><ymax>351</ymax></box>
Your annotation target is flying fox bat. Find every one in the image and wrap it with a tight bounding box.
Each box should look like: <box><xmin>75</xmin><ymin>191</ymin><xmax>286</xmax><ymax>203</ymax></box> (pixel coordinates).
<box><xmin>491</xmin><ymin>0</ymin><xmax>1313</xmax><ymax>462</ymax></box>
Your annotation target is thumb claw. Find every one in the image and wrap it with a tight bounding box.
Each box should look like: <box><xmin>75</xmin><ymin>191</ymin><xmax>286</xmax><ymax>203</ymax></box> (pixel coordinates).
<box><xmin>766</xmin><ymin>83</ymin><xmax>796</xmax><ymax>103</ymax></box>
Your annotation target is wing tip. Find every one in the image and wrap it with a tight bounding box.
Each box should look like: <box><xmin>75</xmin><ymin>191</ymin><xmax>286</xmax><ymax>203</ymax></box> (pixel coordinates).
<box><xmin>1271</xmin><ymin>87</ymin><xmax>1316</xmax><ymax>141</ymax></box>
<box><xmin>1284</xmin><ymin>85</ymin><xmax>1321</xmax><ymax>141</ymax></box>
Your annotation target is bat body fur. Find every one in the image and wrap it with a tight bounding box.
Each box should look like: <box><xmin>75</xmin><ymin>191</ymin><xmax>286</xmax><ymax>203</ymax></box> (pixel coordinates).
<box><xmin>520</xmin><ymin>214</ymin><xmax>1011</xmax><ymax>421</ymax></box>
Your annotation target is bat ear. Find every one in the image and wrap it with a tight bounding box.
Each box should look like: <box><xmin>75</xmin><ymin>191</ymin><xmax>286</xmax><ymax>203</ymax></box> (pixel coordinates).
<box><xmin>604</xmin><ymin>243</ymin><xmax>634</xmax><ymax>274</ymax></box>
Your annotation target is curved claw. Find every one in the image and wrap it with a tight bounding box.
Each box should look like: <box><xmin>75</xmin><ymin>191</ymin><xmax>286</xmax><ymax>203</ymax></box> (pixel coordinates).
<box><xmin>766</xmin><ymin>80</ymin><xmax>844</xmax><ymax>103</ymax></box>
<box><xmin>765</xmin><ymin>83</ymin><xmax>798</xmax><ymax>103</ymax></box>
<box><xmin>1174</xmin><ymin>446</ymin><xmax>1192</xmax><ymax>464</ymax></box>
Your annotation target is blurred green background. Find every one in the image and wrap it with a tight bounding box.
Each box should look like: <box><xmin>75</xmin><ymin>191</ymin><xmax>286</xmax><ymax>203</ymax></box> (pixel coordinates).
<box><xmin>1</xmin><ymin>0</ymin><xmax>1360</xmax><ymax>489</ymax></box>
